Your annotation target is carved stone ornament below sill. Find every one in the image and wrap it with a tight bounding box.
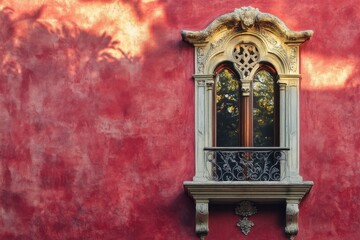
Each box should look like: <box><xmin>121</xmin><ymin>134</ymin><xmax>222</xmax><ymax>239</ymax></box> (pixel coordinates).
<box><xmin>235</xmin><ymin>201</ymin><xmax>257</xmax><ymax>235</ymax></box>
<box><xmin>237</xmin><ymin>217</ymin><xmax>254</xmax><ymax>235</ymax></box>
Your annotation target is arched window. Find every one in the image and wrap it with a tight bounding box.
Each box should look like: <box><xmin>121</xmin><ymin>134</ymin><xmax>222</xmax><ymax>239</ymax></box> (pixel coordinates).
<box><xmin>252</xmin><ymin>64</ymin><xmax>279</xmax><ymax>147</ymax></box>
<box><xmin>214</xmin><ymin>63</ymin><xmax>279</xmax><ymax>148</ymax></box>
<box><xmin>214</xmin><ymin>63</ymin><xmax>241</xmax><ymax>147</ymax></box>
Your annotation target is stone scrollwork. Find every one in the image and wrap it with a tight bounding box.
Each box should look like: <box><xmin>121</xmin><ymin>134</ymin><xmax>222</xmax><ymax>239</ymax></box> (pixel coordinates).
<box><xmin>203</xmin><ymin>34</ymin><xmax>229</xmax><ymax>64</ymax></box>
<box><xmin>237</xmin><ymin>217</ymin><xmax>254</xmax><ymax>235</ymax></box>
<box><xmin>274</xmin><ymin>44</ymin><xmax>288</xmax><ymax>60</ymax></box>
<box><xmin>234</xmin><ymin>7</ymin><xmax>259</xmax><ymax>30</ymax></box>
<box><xmin>235</xmin><ymin>201</ymin><xmax>257</xmax><ymax>235</ymax></box>
<box><xmin>196</xmin><ymin>201</ymin><xmax>209</xmax><ymax>240</ymax></box>
<box><xmin>181</xmin><ymin>7</ymin><xmax>313</xmax><ymax>45</ymax></box>
<box><xmin>261</xmin><ymin>29</ymin><xmax>278</xmax><ymax>45</ymax></box>
<box><xmin>289</xmin><ymin>46</ymin><xmax>298</xmax><ymax>73</ymax></box>
<box><xmin>236</xmin><ymin>201</ymin><xmax>257</xmax><ymax>217</ymax></box>
<box><xmin>285</xmin><ymin>202</ymin><xmax>299</xmax><ymax>240</ymax></box>
<box><xmin>260</xmin><ymin>29</ymin><xmax>287</xmax><ymax>59</ymax></box>
<box><xmin>196</xmin><ymin>47</ymin><xmax>205</xmax><ymax>74</ymax></box>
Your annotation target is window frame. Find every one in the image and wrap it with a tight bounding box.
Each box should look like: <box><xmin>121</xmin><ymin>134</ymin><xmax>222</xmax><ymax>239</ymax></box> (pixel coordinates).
<box><xmin>213</xmin><ymin>62</ymin><xmax>280</xmax><ymax>148</ymax></box>
<box><xmin>181</xmin><ymin>6</ymin><xmax>314</xmax><ymax>240</ymax></box>
<box><xmin>213</xmin><ymin>62</ymin><xmax>242</xmax><ymax>147</ymax></box>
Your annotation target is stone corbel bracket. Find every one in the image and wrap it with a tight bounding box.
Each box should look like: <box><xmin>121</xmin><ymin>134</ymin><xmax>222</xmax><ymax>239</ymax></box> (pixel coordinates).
<box><xmin>285</xmin><ymin>200</ymin><xmax>300</xmax><ymax>240</ymax></box>
<box><xmin>181</xmin><ymin>6</ymin><xmax>313</xmax><ymax>45</ymax></box>
<box><xmin>195</xmin><ymin>200</ymin><xmax>209</xmax><ymax>240</ymax></box>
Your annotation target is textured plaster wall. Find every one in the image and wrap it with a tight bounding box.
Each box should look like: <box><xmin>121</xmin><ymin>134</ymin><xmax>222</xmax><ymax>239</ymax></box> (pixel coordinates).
<box><xmin>0</xmin><ymin>0</ymin><xmax>359</xmax><ymax>239</ymax></box>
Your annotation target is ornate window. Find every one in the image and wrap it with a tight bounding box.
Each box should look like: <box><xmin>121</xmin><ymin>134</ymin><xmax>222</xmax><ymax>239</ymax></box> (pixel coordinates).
<box><xmin>182</xmin><ymin>7</ymin><xmax>313</xmax><ymax>239</ymax></box>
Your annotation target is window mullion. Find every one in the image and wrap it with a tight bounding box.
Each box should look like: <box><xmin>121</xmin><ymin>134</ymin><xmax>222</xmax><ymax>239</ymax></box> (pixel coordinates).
<box><xmin>240</xmin><ymin>80</ymin><xmax>252</xmax><ymax>147</ymax></box>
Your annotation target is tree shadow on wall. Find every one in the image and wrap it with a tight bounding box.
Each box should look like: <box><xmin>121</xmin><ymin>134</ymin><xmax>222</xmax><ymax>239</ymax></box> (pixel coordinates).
<box><xmin>0</xmin><ymin>5</ymin><xmax>143</xmax><ymax>240</ymax></box>
<box><xmin>0</xmin><ymin>5</ymin><xmax>136</xmax><ymax>78</ymax></box>
<box><xmin>79</xmin><ymin>0</ymin><xmax>155</xmax><ymax>20</ymax></box>
<box><xmin>0</xmin><ymin>3</ymin><xmax>198</xmax><ymax>239</ymax></box>
<box><xmin>0</xmin><ymin>5</ymin><xmax>139</xmax><ymax>128</ymax></box>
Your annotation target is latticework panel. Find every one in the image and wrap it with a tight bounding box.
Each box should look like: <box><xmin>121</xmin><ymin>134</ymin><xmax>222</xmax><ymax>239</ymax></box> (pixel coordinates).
<box><xmin>233</xmin><ymin>44</ymin><xmax>259</xmax><ymax>78</ymax></box>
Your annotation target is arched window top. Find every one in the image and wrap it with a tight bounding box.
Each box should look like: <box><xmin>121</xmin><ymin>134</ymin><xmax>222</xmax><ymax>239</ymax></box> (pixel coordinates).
<box><xmin>182</xmin><ymin>7</ymin><xmax>313</xmax><ymax>45</ymax></box>
<box><xmin>214</xmin><ymin>61</ymin><xmax>238</xmax><ymax>76</ymax></box>
<box><xmin>256</xmin><ymin>62</ymin><xmax>277</xmax><ymax>76</ymax></box>
<box><xmin>182</xmin><ymin>7</ymin><xmax>313</xmax><ymax>75</ymax></box>
<box><xmin>253</xmin><ymin>64</ymin><xmax>279</xmax><ymax>147</ymax></box>
<box><xmin>214</xmin><ymin>63</ymin><xmax>241</xmax><ymax>147</ymax></box>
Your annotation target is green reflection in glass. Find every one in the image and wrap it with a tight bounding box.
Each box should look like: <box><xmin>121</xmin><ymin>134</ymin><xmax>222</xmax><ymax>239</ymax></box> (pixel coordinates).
<box><xmin>253</xmin><ymin>70</ymin><xmax>275</xmax><ymax>147</ymax></box>
<box><xmin>216</xmin><ymin>68</ymin><xmax>240</xmax><ymax>147</ymax></box>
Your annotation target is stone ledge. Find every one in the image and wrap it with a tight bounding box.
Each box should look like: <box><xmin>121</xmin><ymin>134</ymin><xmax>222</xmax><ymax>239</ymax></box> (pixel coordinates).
<box><xmin>184</xmin><ymin>181</ymin><xmax>313</xmax><ymax>203</ymax></box>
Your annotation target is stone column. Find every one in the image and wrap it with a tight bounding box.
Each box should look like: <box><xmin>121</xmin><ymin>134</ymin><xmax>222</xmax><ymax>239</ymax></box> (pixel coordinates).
<box><xmin>277</xmin><ymin>78</ymin><xmax>287</xmax><ymax>180</ymax></box>
<box><xmin>193</xmin><ymin>74</ymin><xmax>214</xmax><ymax>181</ymax></box>
<box><xmin>278</xmin><ymin>74</ymin><xmax>302</xmax><ymax>182</ymax></box>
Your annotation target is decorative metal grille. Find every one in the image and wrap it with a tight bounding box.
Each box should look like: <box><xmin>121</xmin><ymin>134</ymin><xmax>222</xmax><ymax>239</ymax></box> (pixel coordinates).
<box><xmin>204</xmin><ymin>147</ymin><xmax>289</xmax><ymax>181</ymax></box>
<box><xmin>233</xmin><ymin>44</ymin><xmax>259</xmax><ymax>77</ymax></box>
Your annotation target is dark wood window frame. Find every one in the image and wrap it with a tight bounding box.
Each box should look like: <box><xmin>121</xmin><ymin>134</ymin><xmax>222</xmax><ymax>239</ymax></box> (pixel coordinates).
<box><xmin>214</xmin><ymin>62</ymin><xmax>279</xmax><ymax>148</ymax></box>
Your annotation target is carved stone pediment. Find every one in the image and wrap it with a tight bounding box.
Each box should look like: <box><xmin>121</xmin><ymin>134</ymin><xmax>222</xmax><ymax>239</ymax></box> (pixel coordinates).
<box><xmin>181</xmin><ymin>7</ymin><xmax>313</xmax><ymax>45</ymax></box>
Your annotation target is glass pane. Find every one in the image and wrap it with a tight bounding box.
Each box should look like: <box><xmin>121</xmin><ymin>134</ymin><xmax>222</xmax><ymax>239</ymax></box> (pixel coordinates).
<box><xmin>253</xmin><ymin>70</ymin><xmax>275</xmax><ymax>147</ymax></box>
<box><xmin>216</xmin><ymin>68</ymin><xmax>240</xmax><ymax>147</ymax></box>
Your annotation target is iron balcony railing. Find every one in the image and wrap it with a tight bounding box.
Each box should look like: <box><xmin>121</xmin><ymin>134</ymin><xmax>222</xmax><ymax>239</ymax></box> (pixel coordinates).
<box><xmin>204</xmin><ymin>147</ymin><xmax>290</xmax><ymax>181</ymax></box>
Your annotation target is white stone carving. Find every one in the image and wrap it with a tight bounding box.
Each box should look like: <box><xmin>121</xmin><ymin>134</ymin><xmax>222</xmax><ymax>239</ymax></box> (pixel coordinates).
<box><xmin>235</xmin><ymin>201</ymin><xmax>258</xmax><ymax>217</ymax></box>
<box><xmin>196</xmin><ymin>201</ymin><xmax>209</xmax><ymax>239</ymax></box>
<box><xmin>285</xmin><ymin>202</ymin><xmax>299</xmax><ymax>240</ymax></box>
<box><xmin>261</xmin><ymin>29</ymin><xmax>278</xmax><ymax>45</ymax></box>
<box><xmin>237</xmin><ymin>217</ymin><xmax>254</xmax><ymax>235</ymax></box>
<box><xmin>233</xmin><ymin>43</ymin><xmax>259</xmax><ymax>78</ymax></box>
<box><xmin>289</xmin><ymin>46</ymin><xmax>298</xmax><ymax>73</ymax></box>
<box><xmin>204</xmin><ymin>34</ymin><xmax>229</xmax><ymax>64</ymax></box>
<box><xmin>235</xmin><ymin>7</ymin><xmax>259</xmax><ymax>30</ymax></box>
<box><xmin>260</xmin><ymin>29</ymin><xmax>288</xmax><ymax>60</ymax></box>
<box><xmin>235</xmin><ymin>201</ymin><xmax>257</xmax><ymax>235</ymax></box>
<box><xmin>181</xmin><ymin>7</ymin><xmax>313</xmax><ymax>45</ymax></box>
<box><xmin>182</xmin><ymin>6</ymin><xmax>313</xmax><ymax>240</ymax></box>
<box><xmin>197</xmin><ymin>47</ymin><xmax>205</xmax><ymax>74</ymax></box>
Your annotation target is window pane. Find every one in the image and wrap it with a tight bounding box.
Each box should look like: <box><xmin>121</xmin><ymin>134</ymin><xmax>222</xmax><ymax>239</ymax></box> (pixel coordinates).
<box><xmin>253</xmin><ymin>70</ymin><xmax>275</xmax><ymax>147</ymax></box>
<box><xmin>216</xmin><ymin>68</ymin><xmax>240</xmax><ymax>147</ymax></box>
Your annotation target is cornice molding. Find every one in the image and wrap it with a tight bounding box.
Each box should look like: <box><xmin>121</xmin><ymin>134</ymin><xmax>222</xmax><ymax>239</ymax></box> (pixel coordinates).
<box><xmin>184</xmin><ymin>181</ymin><xmax>313</xmax><ymax>203</ymax></box>
<box><xmin>182</xmin><ymin>6</ymin><xmax>313</xmax><ymax>45</ymax></box>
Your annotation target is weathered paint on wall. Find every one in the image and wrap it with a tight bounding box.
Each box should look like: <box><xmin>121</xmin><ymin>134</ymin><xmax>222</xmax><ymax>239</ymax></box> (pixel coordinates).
<box><xmin>0</xmin><ymin>0</ymin><xmax>359</xmax><ymax>239</ymax></box>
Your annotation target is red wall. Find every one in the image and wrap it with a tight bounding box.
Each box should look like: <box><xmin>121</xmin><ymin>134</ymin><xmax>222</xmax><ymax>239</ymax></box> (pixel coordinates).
<box><xmin>0</xmin><ymin>0</ymin><xmax>359</xmax><ymax>239</ymax></box>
